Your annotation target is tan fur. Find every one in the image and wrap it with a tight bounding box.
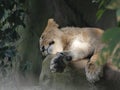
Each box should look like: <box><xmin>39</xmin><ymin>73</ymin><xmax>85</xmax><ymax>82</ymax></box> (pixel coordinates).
<box><xmin>39</xmin><ymin>18</ymin><xmax>104</xmax><ymax>83</ymax></box>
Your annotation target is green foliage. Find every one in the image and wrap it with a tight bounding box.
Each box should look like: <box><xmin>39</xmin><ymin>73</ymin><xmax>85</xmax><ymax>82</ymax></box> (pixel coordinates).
<box><xmin>93</xmin><ymin>0</ymin><xmax>120</xmax><ymax>20</ymax></box>
<box><xmin>92</xmin><ymin>0</ymin><xmax>112</xmax><ymax>20</ymax></box>
<box><xmin>93</xmin><ymin>0</ymin><xmax>120</xmax><ymax>69</ymax></box>
<box><xmin>98</xmin><ymin>28</ymin><xmax>120</xmax><ymax>68</ymax></box>
<box><xmin>96</xmin><ymin>9</ymin><xmax>106</xmax><ymax>20</ymax></box>
<box><xmin>0</xmin><ymin>0</ymin><xmax>25</xmax><ymax>75</ymax></box>
<box><xmin>94</xmin><ymin>0</ymin><xmax>120</xmax><ymax>20</ymax></box>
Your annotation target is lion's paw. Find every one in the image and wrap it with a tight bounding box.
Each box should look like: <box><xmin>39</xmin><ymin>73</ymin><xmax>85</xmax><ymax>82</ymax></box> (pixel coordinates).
<box><xmin>85</xmin><ymin>62</ymin><xmax>103</xmax><ymax>83</ymax></box>
<box><xmin>50</xmin><ymin>52</ymin><xmax>72</xmax><ymax>73</ymax></box>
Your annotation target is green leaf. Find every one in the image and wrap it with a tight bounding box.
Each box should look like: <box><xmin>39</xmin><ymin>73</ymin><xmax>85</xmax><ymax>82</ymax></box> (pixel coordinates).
<box><xmin>99</xmin><ymin>0</ymin><xmax>105</xmax><ymax>8</ymax></box>
<box><xmin>99</xmin><ymin>27</ymin><xmax>120</xmax><ymax>68</ymax></box>
<box><xmin>96</xmin><ymin>9</ymin><xmax>106</xmax><ymax>20</ymax></box>
<box><xmin>102</xmin><ymin>27</ymin><xmax>120</xmax><ymax>43</ymax></box>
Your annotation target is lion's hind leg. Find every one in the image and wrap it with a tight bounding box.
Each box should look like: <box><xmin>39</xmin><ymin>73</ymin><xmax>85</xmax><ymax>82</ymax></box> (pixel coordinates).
<box><xmin>85</xmin><ymin>54</ymin><xmax>103</xmax><ymax>83</ymax></box>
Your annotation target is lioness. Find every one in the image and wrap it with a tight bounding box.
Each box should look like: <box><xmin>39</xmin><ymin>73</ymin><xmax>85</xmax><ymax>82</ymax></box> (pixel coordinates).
<box><xmin>39</xmin><ymin>18</ymin><xmax>104</xmax><ymax>83</ymax></box>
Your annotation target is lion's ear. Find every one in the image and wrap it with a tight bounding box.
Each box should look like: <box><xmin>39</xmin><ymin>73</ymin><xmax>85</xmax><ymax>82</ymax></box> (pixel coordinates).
<box><xmin>47</xmin><ymin>18</ymin><xmax>59</xmax><ymax>28</ymax></box>
<box><xmin>44</xmin><ymin>18</ymin><xmax>59</xmax><ymax>32</ymax></box>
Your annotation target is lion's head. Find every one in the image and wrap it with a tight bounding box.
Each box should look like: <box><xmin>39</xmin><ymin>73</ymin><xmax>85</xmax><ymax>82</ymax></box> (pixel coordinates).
<box><xmin>39</xmin><ymin>19</ymin><xmax>64</xmax><ymax>56</ymax></box>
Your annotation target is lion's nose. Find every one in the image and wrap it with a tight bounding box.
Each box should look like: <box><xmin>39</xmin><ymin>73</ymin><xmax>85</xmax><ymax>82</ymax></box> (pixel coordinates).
<box><xmin>42</xmin><ymin>46</ymin><xmax>45</xmax><ymax>52</ymax></box>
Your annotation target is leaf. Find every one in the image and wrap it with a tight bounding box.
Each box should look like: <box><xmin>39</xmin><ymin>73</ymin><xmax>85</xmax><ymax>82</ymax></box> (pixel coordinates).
<box><xmin>102</xmin><ymin>27</ymin><xmax>120</xmax><ymax>43</ymax></box>
<box><xmin>99</xmin><ymin>27</ymin><xmax>120</xmax><ymax>68</ymax></box>
<box><xmin>99</xmin><ymin>0</ymin><xmax>105</xmax><ymax>8</ymax></box>
<box><xmin>96</xmin><ymin>9</ymin><xmax>106</xmax><ymax>20</ymax></box>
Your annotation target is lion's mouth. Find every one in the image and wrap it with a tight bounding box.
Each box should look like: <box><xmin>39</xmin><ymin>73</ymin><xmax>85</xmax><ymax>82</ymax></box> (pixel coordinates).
<box><xmin>41</xmin><ymin>45</ymin><xmax>52</xmax><ymax>56</ymax></box>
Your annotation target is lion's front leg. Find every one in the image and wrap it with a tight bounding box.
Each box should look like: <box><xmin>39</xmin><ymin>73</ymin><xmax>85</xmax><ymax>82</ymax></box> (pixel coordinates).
<box><xmin>85</xmin><ymin>54</ymin><xmax>103</xmax><ymax>83</ymax></box>
<box><xmin>50</xmin><ymin>48</ymin><xmax>94</xmax><ymax>73</ymax></box>
<box><xmin>50</xmin><ymin>52</ymin><xmax>72</xmax><ymax>73</ymax></box>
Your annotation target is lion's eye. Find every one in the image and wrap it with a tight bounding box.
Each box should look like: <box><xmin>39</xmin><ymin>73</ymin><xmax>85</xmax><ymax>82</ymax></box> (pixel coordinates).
<box><xmin>49</xmin><ymin>41</ymin><xmax>55</xmax><ymax>45</ymax></box>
